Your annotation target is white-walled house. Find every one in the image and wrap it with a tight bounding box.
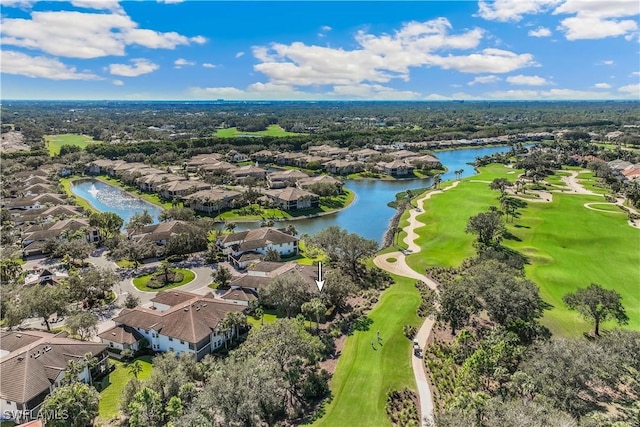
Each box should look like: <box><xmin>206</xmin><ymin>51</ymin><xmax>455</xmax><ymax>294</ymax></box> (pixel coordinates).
<box><xmin>0</xmin><ymin>331</ymin><xmax>108</xmax><ymax>422</ymax></box>
<box><xmin>217</xmin><ymin>227</ymin><xmax>299</xmax><ymax>268</ymax></box>
<box><xmin>100</xmin><ymin>290</ymin><xmax>245</xmax><ymax>361</ymax></box>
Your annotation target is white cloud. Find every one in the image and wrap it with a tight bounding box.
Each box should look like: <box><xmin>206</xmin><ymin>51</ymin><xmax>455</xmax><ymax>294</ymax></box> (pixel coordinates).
<box><xmin>0</xmin><ymin>0</ymin><xmax>37</xmax><ymax>8</ymax></box>
<box><xmin>1</xmin><ymin>9</ymin><xmax>206</xmax><ymax>59</ymax></box>
<box><xmin>630</xmin><ymin>71</ymin><xmax>640</xmax><ymax>77</ymax></box>
<box><xmin>423</xmin><ymin>48</ymin><xmax>537</xmax><ymax>74</ymax></box>
<box><xmin>477</xmin><ymin>0</ymin><xmax>561</xmax><ymax>22</ymax></box>
<box><xmin>618</xmin><ymin>83</ymin><xmax>640</xmax><ymax>95</ymax></box>
<box><xmin>593</xmin><ymin>82</ymin><xmax>612</xmax><ymax>89</ymax></box>
<box><xmin>158</xmin><ymin>0</ymin><xmax>184</xmax><ymax>3</ymax></box>
<box><xmin>528</xmin><ymin>26</ymin><xmax>552</xmax><ymax>37</ymax></box>
<box><xmin>112</xmin><ymin>79</ymin><xmax>124</xmax><ymax>86</ymax></box>
<box><xmin>330</xmin><ymin>83</ymin><xmax>422</xmax><ymax>100</ymax></box>
<box><xmin>202</xmin><ymin>63</ymin><xmax>216</xmax><ymax>68</ymax></box>
<box><xmin>554</xmin><ymin>0</ymin><xmax>639</xmax><ymax>40</ymax></box>
<box><xmin>506</xmin><ymin>74</ymin><xmax>550</xmax><ymax>86</ymax></box>
<box><xmin>321</xmin><ymin>25</ymin><xmax>332</xmax><ymax>32</ymax></box>
<box><xmin>486</xmin><ymin>87</ymin><xmax>634</xmax><ymax>99</ymax></box>
<box><xmin>188</xmin><ymin>82</ymin><xmax>422</xmax><ymax>101</ymax></box>
<box><xmin>174</xmin><ymin>58</ymin><xmax>195</xmax><ymax>68</ymax></box>
<box><xmin>109</xmin><ymin>58</ymin><xmax>159</xmax><ymax>77</ymax></box>
<box><xmin>235</xmin><ymin>51</ymin><xmax>245</xmax><ymax>58</ymax></box>
<box><xmin>599</xmin><ymin>60</ymin><xmax>615</xmax><ymax>65</ymax></box>
<box><xmin>71</xmin><ymin>0</ymin><xmax>124</xmax><ymax>13</ymax></box>
<box><xmin>251</xmin><ymin>18</ymin><xmax>535</xmax><ymax>89</ymax></box>
<box><xmin>468</xmin><ymin>75</ymin><xmax>501</xmax><ymax>85</ymax></box>
<box><xmin>1</xmin><ymin>50</ymin><xmax>101</xmax><ymax>80</ymax></box>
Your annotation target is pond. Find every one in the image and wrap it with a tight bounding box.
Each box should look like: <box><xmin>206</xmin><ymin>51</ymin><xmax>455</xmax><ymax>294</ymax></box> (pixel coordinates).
<box><xmin>71</xmin><ymin>179</ymin><xmax>163</xmax><ymax>227</ymax></box>
<box><xmin>227</xmin><ymin>145</ymin><xmax>515</xmax><ymax>242</ymax></box>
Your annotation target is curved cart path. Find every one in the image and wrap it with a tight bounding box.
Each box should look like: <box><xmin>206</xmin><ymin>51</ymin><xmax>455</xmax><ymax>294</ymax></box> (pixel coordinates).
<box><xmin>373</xmin><ymin>180</ymin><xmax>459</xmax><ymax>426</ymax></box>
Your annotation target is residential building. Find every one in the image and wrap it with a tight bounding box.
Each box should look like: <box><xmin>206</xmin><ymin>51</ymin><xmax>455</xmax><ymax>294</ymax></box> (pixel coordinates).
<box><xmin>376</xmin><ymin>160</ymin><xmax>415</xmax><ymax>176</ymax></box>
<box><xmin>297</xmin><ymin>175</ymin><xmax>343</xmax><ymax>192</ymax></box>
<box><xmin>324</xmin><ymin>160</ymin><xmax>362</xmax><ymax>175</ymax></box>
<box><xmin>129</xmin><ymin>220</ymin><xmax>190</xmax><ymax>245</ymax></box>
<box><xmin>263</xmin><ymin>187</ymin><xmax>319</xmax><ymax>211</ymax></box>
<box><xmin>231</xmin><ymin>165</ymin><xmax>268</xmax><ymax>182</ymax></box>
<box><xmin>157</xmin><ymin>180</ymin><xmax>212</xmax><ymax>199</ymax></box>
<box><xmin>0</xmin><ymin>330</ymin><xmax>108</xmax><ymax>421</ymax></box>
<box><xmin>217</xmin><ymin>227</ymin><xmax>299</xmax><ymax>268</ymax></box>
<box><xmin>267</xmin><ymin>169</ymin><xmax>310</xmax><ymax>189</ymax></box>
<box><xmin>100</xmin><ymin>290</ymin><xmax>244</xmax><ymax>360</ymax></box>
<box><xmin>21</xmin><ymin>218</ymin><xmax>99</xmax><ymax>257</ymax></box>
<box><xmin>181</xmin><ymin>188</ymin><xmax>243</xmax><ymax>214</ymax></box>
<box><xmin>228</xmin><ymin>261</ymin><xmax>318</xmax><ymax>293</ymax></box>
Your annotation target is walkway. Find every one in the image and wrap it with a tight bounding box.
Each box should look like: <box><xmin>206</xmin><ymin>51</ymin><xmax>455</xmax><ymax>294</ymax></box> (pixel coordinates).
<box><xmin>373</xmin><ymin>180</ymin><xmax>460</xmax><ymax>426</ymax></box>
<box><xmin>561</xmin><ymin>170</ymin><xmax>598</xmax><ymax>195</ymax></box>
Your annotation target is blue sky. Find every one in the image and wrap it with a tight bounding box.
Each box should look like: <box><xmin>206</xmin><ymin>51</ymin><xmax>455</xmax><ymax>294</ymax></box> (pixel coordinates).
<box><xmin>1</xmin><ymin>0</ymin><xmax>639</xmax><ymax>100</ymax></box>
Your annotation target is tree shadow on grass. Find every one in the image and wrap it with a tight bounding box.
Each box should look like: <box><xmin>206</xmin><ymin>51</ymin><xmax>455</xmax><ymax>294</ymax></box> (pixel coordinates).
<box><xmin>503</xmin><ymin>231</ymin><xmax>522</xmax><ymax>242</ymax></box>
<box><xmin>349</xmin><ymin>315</ymin><xmax>373</xmax><ymax>335</ymax></box>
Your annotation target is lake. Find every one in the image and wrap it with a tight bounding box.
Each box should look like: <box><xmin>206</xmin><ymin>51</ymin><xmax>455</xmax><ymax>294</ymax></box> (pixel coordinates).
<box><xmin>71</xmin><ymin>179</ymin><xmax>163</xmax><ymax>227</ymax></box>
<box><xmin>227</xmin><ymin>145</ymin><xmax>515</xmax><ymax>241</ymax></box>
<box><xmin>71</xmin><ymin>145</ymin><xmax>513</xmax><ymax>241</ymax></box>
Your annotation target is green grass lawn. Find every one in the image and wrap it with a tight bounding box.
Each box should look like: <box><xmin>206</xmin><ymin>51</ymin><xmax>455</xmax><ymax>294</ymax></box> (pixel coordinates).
<box><xmin>313</xmin><ymin>274</ymin><xmax>420</xmax><ymax>427</ymax></box>
<box><xmin>45</xmin><ymin>134</ymin><xmax>101</xmax><ymax>156</ymax></box>
<box><xmin>215</xmin><ymin>125</ymin><xmax>304</xmax><ymax>138</ymax></box>
<box><xmin>405</xmin><ymin>164</ymin><xmax>640</xmax><ymax>337</ymax></box>
<box><xmin>132</xmin><ymin>268</ymin><xmax>196</xmax><ymax>292</ymax></box>
<box><xmin>247</xmin><ymin>310</ymin><xmax>279</xmax><ymax>328</ymax></box>
<box><xmin>98</xmin><ymin>356</ymin><xmax>153</xmax><ymax>421</ymax></box>
<box><xmin>216</xmin><ymin>189</ymin><xmax>355</xmax><ymax>221</ymax></box>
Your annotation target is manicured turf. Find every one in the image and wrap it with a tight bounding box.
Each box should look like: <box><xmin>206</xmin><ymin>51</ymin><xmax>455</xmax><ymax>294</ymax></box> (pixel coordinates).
<box><xmin>45</xmin><ymin>134</ymin><xmax>100</xmax><ymax>156</ymax></box>
<box><xmin>247</xmin><ymin>311</ymin><xmax>279</xmax><ymax>328</ymax></box>
<box><xmin>98</xmin><ymin>356</ymin><xmax>153</xmax><ymax>421</ymax></box>
<box><xmin>405</xmin><ymin>164</ymin><xmax>640</xmax><ymax>337</ymax></box>
<box><xmin>132</xmin><ymin>268</ymin><xmax>196</xmax><ymax>292</ymax></box>
<box><xmin>215</xmin><ymin>125</ymin><xmax>304</xmax><ymax>138</ymax></box>
<box><xmin>313</xmin><ymin>274</ymin><xmax>420</xmax><ymax>427</ymax></box>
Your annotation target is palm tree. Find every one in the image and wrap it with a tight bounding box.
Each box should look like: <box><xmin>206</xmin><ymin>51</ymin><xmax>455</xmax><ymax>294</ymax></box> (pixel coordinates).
<box><xmin>254</xmin><ymin>307</ymin><xmax>265</xmax><ymax>326</ymax></box>
<box><xmin>285</xmin><ymin>224</ymin><xmax>298</xmax><ymax>236</ymax></box>
<box><xmin>433</xmin><ymin>175</ymin><xmax>442</xmax><ymax>189</ymax></box>
<box><xmin>128</xmin><ymin>360</ymin><xmax>143</xmax><ymax>379</ymax></box>
<box><xmin>302</xmin><ymin>298</ymin><xmax>327</xmax><ymax>331</ymax></box>
<box><xmin>225</xmin><ymin>222</ymin><xmax>236</xmax><ymax>232</ymax></box>
<box><xmin>224</xmin><ymin>311</ymin><xmax>247</xmax><ymax>340</ymax></box>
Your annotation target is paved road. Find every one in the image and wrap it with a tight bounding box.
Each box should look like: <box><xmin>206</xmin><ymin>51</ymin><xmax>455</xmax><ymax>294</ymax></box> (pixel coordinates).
<box><xmin>373</xmin><ymin>181</ymin><xmax>459</xmax><ymax>427</ymax></box>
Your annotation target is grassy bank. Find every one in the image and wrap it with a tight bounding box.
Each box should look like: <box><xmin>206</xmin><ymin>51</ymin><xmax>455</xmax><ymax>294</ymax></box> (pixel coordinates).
<box><xmin>59</xmin><ymin>177</ymin><xmax>98</xmax><ymax>213</ymax></box>
<box><xmin>405</xmin><ymin>164</ymin><xmax>640</xmax><ymax>337</ymax></box>
<box><xmin>313</xmin><ymin>274</ymin><xmax>420</xmax><ymax>427</ymax></box>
